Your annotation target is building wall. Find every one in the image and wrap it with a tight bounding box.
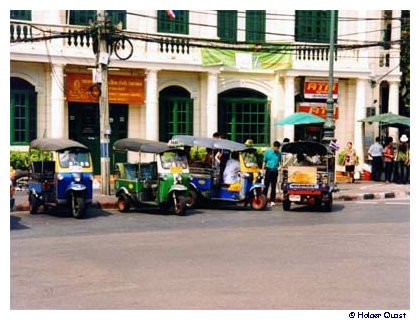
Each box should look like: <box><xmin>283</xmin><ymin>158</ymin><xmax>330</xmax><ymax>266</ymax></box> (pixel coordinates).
<box><xmin>10</xmin><ymin>10</ymin><xmax>403</xmax><ymax>171</ymax></box>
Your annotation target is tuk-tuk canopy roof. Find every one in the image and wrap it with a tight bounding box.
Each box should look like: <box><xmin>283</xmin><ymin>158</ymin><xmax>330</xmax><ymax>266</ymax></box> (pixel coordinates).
<box><xmin>281</xmin><ymin>141</ymin><xmax>333</xmax><ymax>156</ymax></box>
<box><xmin>113</xmin><ymin>138</ymin><xmax>175</xmax><ymax>154</ymax></box>
<box><xmin>29</xmin><ymin>138</ymin><xmax>88</xmax><ymax>151</ymax></box>
<box><xmin>172</xmin><ymin>135</ymin><xmax>247</xmax><ymax>151</ymax></box>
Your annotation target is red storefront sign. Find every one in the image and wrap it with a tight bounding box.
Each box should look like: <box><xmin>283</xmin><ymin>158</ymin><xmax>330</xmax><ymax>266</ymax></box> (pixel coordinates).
<box><xmin>66</xmin><ymin>73</ymin><xmax>145</xmax><ymax>104</ymax></box>
<box><xmin>304</xmin><ymin>77</ymin><xmax>339</xmax><ymax>99</ymax></box>
<box><xmin>299</xmin><ymin>103</ymin><xmax>339</xmax><ymax>120</ymax></box>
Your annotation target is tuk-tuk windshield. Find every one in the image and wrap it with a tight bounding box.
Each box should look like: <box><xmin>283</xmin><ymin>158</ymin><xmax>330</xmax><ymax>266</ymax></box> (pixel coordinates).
<box><xmin>161</xmin><ymin>151</ymin><xmax>188</xmax><ymax>169</ymax></box>
<box><xmin>242</xmin><ymin>150</ymin><xmax>260</xmax><ymax>168</ymax></box>
<box><xmin>282</xmin><ymin>153</ymin><xmax>328</xmax><ymax>167</ymax></box>
<box><xmin>58</xmin><ymin>150</ymin><xmax>91</xmax><ymax>168</ymax></box>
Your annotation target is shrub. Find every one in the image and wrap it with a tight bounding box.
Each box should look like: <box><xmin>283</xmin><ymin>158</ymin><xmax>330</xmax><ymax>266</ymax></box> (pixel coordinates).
<box><xmin>10</xmin><ymin>150</ymin><xmax>52</xmax><ymax>170</ymax></box>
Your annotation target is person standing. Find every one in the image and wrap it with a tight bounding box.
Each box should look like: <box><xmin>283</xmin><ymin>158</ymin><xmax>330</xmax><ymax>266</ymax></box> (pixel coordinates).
<box><xmin>368</xmin><ymin>137</ymin><xmax>384</xmax><ymax>181</ymax></box>
<box><xmin>343</xmin><ymin>141</ymin><xmax>358</xmax><ymax>183</ymax></box>
<box><xmin>262</xmin><ymin>141</ymin><xmax>281</xmax><ymax>206</ymax></box>
<box><xmin>395</xmin><ymin>134</ymin><xmax>409</xmax><ymax>184</ymax></box>
<box><xmin>383</xmin><ymin>137</ymin><xmax>395</xmax><ymax>183</ymax></box>
<box><xmin>223</xmin><ymin>152</ymin><xmax>240</xmax><ymax>184</ymax></box>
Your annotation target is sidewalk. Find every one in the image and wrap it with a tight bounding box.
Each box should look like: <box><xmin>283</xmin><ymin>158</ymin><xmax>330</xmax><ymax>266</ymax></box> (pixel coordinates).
<box><xmin>12</xmin><ymin>180</ymin><xmax>410</xmax><ymax>212</ymax></box>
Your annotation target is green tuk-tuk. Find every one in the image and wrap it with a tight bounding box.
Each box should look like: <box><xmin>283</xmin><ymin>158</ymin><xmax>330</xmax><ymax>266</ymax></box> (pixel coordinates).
<box><xmin>113</xmin><ymin>138</ymin><xmax>190</xmax><ymax>215</ymax></box>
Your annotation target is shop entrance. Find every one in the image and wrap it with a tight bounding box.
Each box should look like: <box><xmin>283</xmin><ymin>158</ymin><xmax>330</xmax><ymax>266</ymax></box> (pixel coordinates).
<box><xmin>69</xmin><ymin>103</ymin><xmax>128</xmax><ymax>175</ymax></box>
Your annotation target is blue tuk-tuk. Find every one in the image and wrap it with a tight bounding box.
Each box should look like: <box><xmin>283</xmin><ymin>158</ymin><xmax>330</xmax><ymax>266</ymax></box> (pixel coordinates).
<box><xmin>28</xmin><ymin>138</ymin><xmax>93</xmax><ymax>218</ymax></box>
<box><xmin>172</xmin><ymin>135</ymin><xmax>267</xmax><ymax>210</ymax></box>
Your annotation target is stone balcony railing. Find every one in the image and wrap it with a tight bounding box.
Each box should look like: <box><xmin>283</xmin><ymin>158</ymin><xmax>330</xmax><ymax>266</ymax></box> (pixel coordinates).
<box><xmin>10</xmin><ymin>21</ymin><xmax>394</xmax><ymax>72</ymax></box>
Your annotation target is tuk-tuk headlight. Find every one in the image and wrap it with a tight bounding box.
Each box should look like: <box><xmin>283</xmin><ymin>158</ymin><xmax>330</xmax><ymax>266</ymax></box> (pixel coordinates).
<box><xmin>57</xmin><ymin>173</ymin><xmax>64</xmax><ymax>180</ymax></box>
<box><xmin>175</xmin><ymin>174</ymin><xmax>182</xmax><ymax>184</ymax></box>
<box><xmin>72</xmin><ymin>173</ymin><xmax>81</xmax><ymax>182</ymax></box>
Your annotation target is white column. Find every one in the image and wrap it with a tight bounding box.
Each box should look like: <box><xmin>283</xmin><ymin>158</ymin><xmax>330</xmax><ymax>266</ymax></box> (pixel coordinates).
<box><xmin>283</xmin><ymin>76</ymin><xmax>295</xmax><ymax>141</ymax></box>
<box><xmin>271</xmin><ymin>73</ymin><xmax>281</xmax><ymax>142</ymax></box>
<box><xmin>206</xmin><ymin>71</ymin><xmax>218</xmax><ymax>137</ymax></box>
<box><xmin>145</xmin><ymin>69</ymin><xmax>159</xmax><ymax>141</ymax></box>
<box><xmin>354</xmin><ymin>78</ymin><xmax>368</xmax><ymax>165</ymax></box>
<box><xmin>388</xmin><ymin>79</ymin><xmax>400</xmax><ymax>141</ymax></box>
<box><xmin>50</xmin><ymin>64</ymin><xmax>65</xmax><ymax>138</ymax></box>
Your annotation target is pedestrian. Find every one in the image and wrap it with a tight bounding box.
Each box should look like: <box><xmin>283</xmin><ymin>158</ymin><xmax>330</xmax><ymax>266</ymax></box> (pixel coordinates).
<box><xmin>383</xmin><ymin>137</ymin><xmax>395</xmax><ymax>183</ymax></box>
<box><xmin>215</xmin><ymin>133</ymin><xmax>229</xmax><ymax>183</ymax></box>
<box><xmin>262</xmin><ymin>141</ymin><xmax>281</xmax><ymax>206</ymax></box>
<box><xmin>368</xmin><ymin>137</ymin><xmax>384</xmax><ymax>181</ymax></box>
<box><xmin>343</xmin><ymin>141</ymin><xmax>358</xmax><ymax>183</ymax></box>
<box><xmin>395</xmin><ymin>134</ymin><xmax>409</xmax><ymax>184</ymax></box>
<box><xmin>282</xmin><ymin>137</ymin><xmax>290</xmax><ymax>144</ymax></box>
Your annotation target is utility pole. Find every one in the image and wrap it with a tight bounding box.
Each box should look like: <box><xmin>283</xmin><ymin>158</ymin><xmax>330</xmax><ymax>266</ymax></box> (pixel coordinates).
<box><xmin>322</xmin><ymin>10</ymin><xmax>336</xmax><ymax>143</ymax></box>
<box><xmin>96</xmin><ymin>10</ymin><xmax>111</xmax><ymax>195</ymax></box>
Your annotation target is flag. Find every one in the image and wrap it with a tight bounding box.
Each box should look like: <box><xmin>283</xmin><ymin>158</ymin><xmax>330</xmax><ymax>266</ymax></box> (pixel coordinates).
<box><xmin>165</xmin><ymin>10</ymin><xmax>176</xmax><ymax>19</ymax></box>
<box><xmin>329</xmin><ymin>140</ymin><xmax>340</xmax><ymax>152</ymax></box>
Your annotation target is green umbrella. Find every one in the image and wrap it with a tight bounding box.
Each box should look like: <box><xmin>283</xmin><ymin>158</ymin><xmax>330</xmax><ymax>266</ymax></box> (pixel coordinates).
<box><xmin>358</xmin><ymin>112</ymin><xmax>410</xmax><ymax>127</ymax></box>
<box><xmin>275</xmin><ymin>112</ymin><xmax>325</xmax><ymax>125</ymax></box>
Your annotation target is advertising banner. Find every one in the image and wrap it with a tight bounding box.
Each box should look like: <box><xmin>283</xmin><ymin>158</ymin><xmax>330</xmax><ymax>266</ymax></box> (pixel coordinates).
<box><xmin>304</xmin><ymin>77</ymin><xmax>339</xmax><ymax>99</ymax></box>
<box><xmin>299</xmin><ymin>102</ymin><xmax>339</xmax><ymax>120</ymax></box>
<box><xmin>66</xmin><ymin>73</ymin><xmax>144</xmax><ymax>104</ymax></box>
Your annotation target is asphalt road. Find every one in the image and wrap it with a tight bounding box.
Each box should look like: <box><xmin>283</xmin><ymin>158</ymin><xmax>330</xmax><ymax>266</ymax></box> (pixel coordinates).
<box><xmin>10</xmin><ymin>199</ymin><xmax>410</xmax><ymax>310</ymax></box>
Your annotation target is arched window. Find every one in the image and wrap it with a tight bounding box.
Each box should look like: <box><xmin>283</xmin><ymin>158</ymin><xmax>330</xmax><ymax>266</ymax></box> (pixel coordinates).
<box><xmin>218</xmin><ymin>88</ymin><xmax>269</xmax><ymax>145</ymax></box>
<box><xmin>10</xmin><ymin>77</ymin><xmax>37</xmax><ymax>145</ymax></box>
<box><xmin>159</xmin><ymin>86</ymin><xmax>193</xmax><ymax>142</ymax></box>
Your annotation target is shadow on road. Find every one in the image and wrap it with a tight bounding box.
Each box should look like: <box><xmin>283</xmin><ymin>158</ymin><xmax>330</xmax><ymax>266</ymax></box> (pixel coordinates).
<box><xmin>10</xmin><ymin>215</ymin><xmax>29</xmax><ymax>230</ymax></box>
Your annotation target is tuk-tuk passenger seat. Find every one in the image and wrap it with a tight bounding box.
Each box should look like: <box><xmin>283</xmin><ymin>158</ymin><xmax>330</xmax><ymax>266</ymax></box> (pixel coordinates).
<box><xmin>140</xmin><ymin>162</ymin><xmax>158</xmax><ymax>189</ymax></box>
<box><xmin>30</xmin><ymin>161</ymin><xmax>55</xmax><ymax>180</ymax></box>
<box><xmin>124</xmin><ymin>163</ymin><xmax>138</xmax><ymax>180</ymax></box>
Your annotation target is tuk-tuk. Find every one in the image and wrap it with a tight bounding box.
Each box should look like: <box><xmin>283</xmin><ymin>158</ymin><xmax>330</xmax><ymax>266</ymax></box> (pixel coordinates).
<box><xmin>172</xmin><ymin>135</ymin><xmax>267</xmax><ymax>210</ymax></box>
<box><xmin>280</xmin><ymin>141</ymin><xmax>335</xmax><ymax>212</ymax></box>
<box><xmin>28</xmin><ymin>138</ymin><xmax>93</xmax><ymax>218</ymax></box>
<box><xmin>113</xmin><ymin>138</ymin><xmax>190</xmax><ymax>215</ymax></box>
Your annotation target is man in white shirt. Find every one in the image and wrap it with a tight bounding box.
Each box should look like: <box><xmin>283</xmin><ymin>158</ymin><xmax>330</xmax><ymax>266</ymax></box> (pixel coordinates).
<box><xmin>368</xmin><ymin>137</ymin><xmax>384</xmax><ymax>181</ymax></box>
<box><xmin>223</xmin><ymin>152</ymin><xmax>240</xmax><ymax>184</ymax></box>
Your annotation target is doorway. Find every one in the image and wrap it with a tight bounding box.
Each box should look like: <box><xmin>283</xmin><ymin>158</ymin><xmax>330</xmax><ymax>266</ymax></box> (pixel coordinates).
<box><xmin>69</xmin><ymin>103</ymin><xmax>128</xmax><ymax>174</ymax></box>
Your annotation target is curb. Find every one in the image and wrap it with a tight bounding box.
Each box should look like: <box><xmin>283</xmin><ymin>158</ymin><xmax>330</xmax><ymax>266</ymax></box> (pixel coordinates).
<box><xmin>12</xmin><ymin>191</ymin><xmax>410</xmax><ymax>212</ymax></box>
<box><xmin>14</xmin><ymin>201</ymin><xmax>118</xmax><ymax>212</ymax></box>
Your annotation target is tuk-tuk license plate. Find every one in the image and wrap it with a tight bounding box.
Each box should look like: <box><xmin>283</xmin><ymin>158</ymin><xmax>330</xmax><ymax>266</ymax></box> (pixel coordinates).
<box><xmin>289</xmin><ymin>195</ymin><xmax>301</xmax><ymax>202</ymax></box>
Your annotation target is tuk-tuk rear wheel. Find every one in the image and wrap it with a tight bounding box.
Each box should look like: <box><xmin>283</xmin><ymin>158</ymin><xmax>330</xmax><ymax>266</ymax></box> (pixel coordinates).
<box><xmin>117</xmin><ymin>194</ymin><xmax>131</xmax><ymax>212</ymax></box>
<box><xmin>282</xmin><ymin>199</ymin><xmax>291</xmax><ymax>211</ymax></box>
<box><xmin>186</xmin><ymin>190</ymin><xmax>198</xmax><ymax>209</ymax></box>
<box><xmin>250</xmin><ymin>194</ymin><xmax>267</xmax><ymax>210</ymax></box>
<box><xmin>29</xmin><ymin>194</ymin><xmax>39</xmax><ymax>215</ymax></box>
<box><xmin>324</xmin><ymin>194</ymin><xmax>333</xmax><ymax>212</ymax></box>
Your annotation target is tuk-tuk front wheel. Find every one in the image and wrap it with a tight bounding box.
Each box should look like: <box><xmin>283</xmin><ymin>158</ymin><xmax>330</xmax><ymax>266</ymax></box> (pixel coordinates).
<box><xmin>117</xmin><ymin>193</ymin><xmax>132</xmax><ymax>212</ymax></box>
<box><xmin>29</xmin><ymin>194</ymin><xmax>40</xmax><ymax>215</ymax></box>
<box><xmin>70</xmin><ymin>193</ymin><xmax>86</xmax><ymax>219</ymax></box>
<box><xmin>173</xmin><ymin>194</ymin><xmax>187</xmax><ymax>216</ymax></box>
<box><xmin>250</xmin><ymin>194</ymin><xmax>267</xmax><ymax>210</ymax></box>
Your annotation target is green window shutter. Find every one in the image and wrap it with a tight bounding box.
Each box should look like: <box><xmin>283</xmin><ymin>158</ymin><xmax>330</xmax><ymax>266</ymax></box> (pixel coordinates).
<box><xmin>10</xmin><ymin>10</ymin><xmax>31</xmax><ymax>21</ymax></box>
<box><xmin>246</xmin><ymin>10</ymin><xmax>266</xmax><ymax>43</ymax></box>
<box><xmin>10</xmin><ymin>90</ymin><xmax>36</xmax><ymax>145</ymax></box>
<box><xmin>106</xmin><ymin>10</ymin><xmax>127</xmax><ymax>29</ymax></box>
<box><xmin>295</xmin><ymin>10</ymin><xmax>337</xmax><ymax>43</ymax></box>
<box><xmin>69</xmin><ymin>10</ymin><xmax>96</xmax><ymax>26</ymax></box>
<box><xmin>218</xmin><ymin>97</ymin><xmax>270</xmax><ymax>146</ymax></box>
<box><xmin>157</xmin><ymin>10</ymin><xmax>189</xmax><ymax>35</ymax></box>
<box><xmin>217</xmin><ymin>10</ymin><xmax>237</xmax><ymax>42</ymax></box>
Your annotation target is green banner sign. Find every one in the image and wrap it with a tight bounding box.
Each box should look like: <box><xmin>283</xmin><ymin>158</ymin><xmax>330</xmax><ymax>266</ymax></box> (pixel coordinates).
<box><xmin>202</xmin><ymin>48</ymin><xmax>292</xmax><ymax>70</ymax></box>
